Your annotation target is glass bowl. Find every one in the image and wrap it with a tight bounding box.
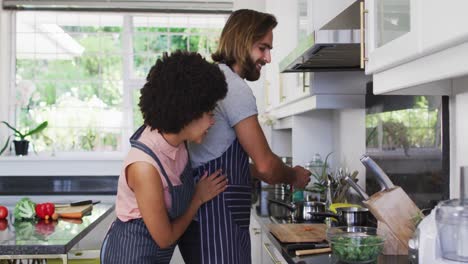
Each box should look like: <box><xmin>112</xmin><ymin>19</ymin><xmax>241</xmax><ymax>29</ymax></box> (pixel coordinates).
<box><xmin>327</xmin><ymin>226</ymin><xmax>385</xmax><ymax>264</ymax></box>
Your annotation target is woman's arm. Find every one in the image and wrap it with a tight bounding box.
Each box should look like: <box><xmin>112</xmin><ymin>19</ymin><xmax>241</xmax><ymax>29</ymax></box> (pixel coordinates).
<box><xmin>235</xmin><ymin>115</ymin><xmax>310</xmax><ymax>188</ymax></box>
<box><xmin>128</xmin><ymin>162</ymin><xmax>226</xmax><ymax>248</ymax></box>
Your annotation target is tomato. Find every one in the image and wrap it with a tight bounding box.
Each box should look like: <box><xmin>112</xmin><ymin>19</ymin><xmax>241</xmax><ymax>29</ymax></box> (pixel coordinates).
<box><xmin>0</xmin><ymin>219</ymin><xmax>7</xmax><ymax>231</ymax></box>
<box><xmin>0</xmin><ymin>206</ymin><xmax>8</xmax><ymax>220</ymax></box>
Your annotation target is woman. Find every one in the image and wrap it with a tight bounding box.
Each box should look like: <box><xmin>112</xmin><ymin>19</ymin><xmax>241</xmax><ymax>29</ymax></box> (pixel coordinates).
<box><xmin>100</xmin><ymin>51</ymin><xmax>228</xmax><ymax>264</ymax></box>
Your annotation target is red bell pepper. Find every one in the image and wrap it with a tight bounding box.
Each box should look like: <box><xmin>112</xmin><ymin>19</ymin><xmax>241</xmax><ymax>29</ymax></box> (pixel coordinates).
<box><xmin>35</xmin><ymin>203</ymin><xmax>55</xmax><ymax>220</ymax></box>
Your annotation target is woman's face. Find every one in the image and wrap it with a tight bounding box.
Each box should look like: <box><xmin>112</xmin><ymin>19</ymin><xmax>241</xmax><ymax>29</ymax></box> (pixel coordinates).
<box><xmin>186</xmin><ymin>111</ymin><xmax>216</xmax><ymax>144</ymax></box>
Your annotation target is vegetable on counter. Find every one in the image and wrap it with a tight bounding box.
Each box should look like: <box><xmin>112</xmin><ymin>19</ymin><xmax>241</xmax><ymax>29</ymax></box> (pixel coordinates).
<box><xmin>35</xmin><ymin>219</ymin><xmax>56</xmax><ymax>238</ymax></box>
<box><xmin>0</xmin><ymin>205</ymin><xmax>8</xmax><ymax>219</ymax></box>
<box><xmin>14</xmin><ymin>198</ymin><xmax>36</xmax><ymax>220</ymax></box>
<box><xmin>35</xmin><ymin>203</ymin><xmax>55</xmax><ymax>220</ymax></box>
<box><xmin>0</xmin><ymin>219</ymin><xmax>7</xmax><ymax>231</ymax></box>
<box><xmin>331</xmin><ymin>235</ymin><xmax>384</xmax><ymax>263</ymax></box>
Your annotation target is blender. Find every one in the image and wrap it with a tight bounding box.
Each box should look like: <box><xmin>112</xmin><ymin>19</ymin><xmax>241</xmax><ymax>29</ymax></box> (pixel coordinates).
<box><xmin>410</xmin><ymin>166</ymin><xmax>468</xmax><ymax>263</ymax></box>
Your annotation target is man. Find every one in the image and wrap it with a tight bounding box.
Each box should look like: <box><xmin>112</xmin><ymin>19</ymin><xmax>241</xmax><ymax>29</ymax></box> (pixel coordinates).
<box><xmin>178</xmin><ymin>9</ymin><xmax>311</xmax><ymax>264</ymax></box>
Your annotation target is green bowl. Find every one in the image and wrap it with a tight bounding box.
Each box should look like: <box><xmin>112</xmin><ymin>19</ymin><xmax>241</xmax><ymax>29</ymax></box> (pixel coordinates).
<box><xmin>327</xmin><ymin>226</ymin><xmax>385</xmax><ymax>264</ymax></box>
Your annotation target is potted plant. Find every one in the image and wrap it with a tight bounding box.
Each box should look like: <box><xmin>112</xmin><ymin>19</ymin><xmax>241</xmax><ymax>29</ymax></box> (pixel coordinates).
<box><xmin>0</xmin><ymin>121</ymin><xmax>48</xmax><ymax>156</ymax></box>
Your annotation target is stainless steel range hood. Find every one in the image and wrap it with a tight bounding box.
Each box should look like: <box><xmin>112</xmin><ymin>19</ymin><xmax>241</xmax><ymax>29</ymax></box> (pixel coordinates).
<box><xmin>280</xmin><ymin>1</ymin><xmax>361</xmax><ymax>72</ymax></box>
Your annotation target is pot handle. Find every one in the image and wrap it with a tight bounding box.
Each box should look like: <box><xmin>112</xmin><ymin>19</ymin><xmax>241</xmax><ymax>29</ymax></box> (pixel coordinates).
<box><xmin>267</xmin><ymin>198</ymin><xmax>296</xmax><ymax>211</ymax></box>
<box><xmin>309</xmin><ymin>212</ymin><xmax>338</xmax><ymax>220</ymax></box>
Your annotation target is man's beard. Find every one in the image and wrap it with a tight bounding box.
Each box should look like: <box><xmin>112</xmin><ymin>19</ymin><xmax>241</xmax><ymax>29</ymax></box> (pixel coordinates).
<box><xmin>243</xmin><ymin>57</ymin><xmax>263</xmax><ymax>81</ymax></box>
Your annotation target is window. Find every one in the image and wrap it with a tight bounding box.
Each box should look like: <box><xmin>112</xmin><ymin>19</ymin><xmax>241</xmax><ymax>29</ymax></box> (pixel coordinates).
<box><xmin>365</xmin><ymin>93</ymin><xmax>449</xmax><ymax>209</ymax></box>
<box><xmin>366</xmin><ymin>96</ymin><xmax>441</xmax><ymax>154</ymax></box>
<box><xmin>12</xmin><ymin>11</ymin><xmax>226</xmax><ymax>154</ymax></box>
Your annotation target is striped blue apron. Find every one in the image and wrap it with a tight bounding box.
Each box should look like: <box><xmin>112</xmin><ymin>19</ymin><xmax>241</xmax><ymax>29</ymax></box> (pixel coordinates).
<box><xmin>183</xmin><ymin>139</ymin><xmax>252</xmax><ymax>264</ymax></box>
<box><xmin>101</xmin><ymin>125</ymin><xmax>195</xmax><ymax>264</ymax></box>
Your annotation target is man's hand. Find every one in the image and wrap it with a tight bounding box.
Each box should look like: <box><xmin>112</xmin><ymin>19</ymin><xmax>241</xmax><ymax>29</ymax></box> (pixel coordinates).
<box><xmin>291</xmin><ymin>166</ymin><xmax>311</xmax><ymax>189</ymax></box>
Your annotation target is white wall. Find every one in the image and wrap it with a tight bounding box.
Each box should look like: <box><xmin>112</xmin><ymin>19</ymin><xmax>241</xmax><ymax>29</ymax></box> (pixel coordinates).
<box><xmin>451</xmin><ymin>76</ymin><xmax>468</xmax><ymax>198</ymax></box>
<box><xmin>291</xmin><ymin>111</ymin><xmax>334</xmax><ymax>167</ymax></box>
<box><xmin>0</xmin><ymin>0</ymin><xmax>11</xmax><ymax>141</ymax></box>
<box><xmin>267</xmin><ymin>109</ymin><xmax>366</xmax><ymax>190</ymax></box>
<box><xmin>333</xmin><ymin>109</ymin><xmax>366</xmax><ymax>189</ymax></box>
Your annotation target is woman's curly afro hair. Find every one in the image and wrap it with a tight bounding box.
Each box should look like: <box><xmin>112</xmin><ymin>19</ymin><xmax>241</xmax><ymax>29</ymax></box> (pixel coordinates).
<box><xmin>139</xmin><ymin>51</ymin><xmax>227</xmax><ymax>134</ymax></box>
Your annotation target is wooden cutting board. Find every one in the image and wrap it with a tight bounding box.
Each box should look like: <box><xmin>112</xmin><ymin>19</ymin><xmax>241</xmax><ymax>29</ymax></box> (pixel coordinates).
<box><xmin>268</xmin><ymin>224</ymin><xmax>327</xmax><ymax>243</ymax></box>
<box><xmin>55</xmin><ymin>204</ymin><xmax>93</xmax><ymax>218</ymax></box>
<box><xmin>363</xmin><ymin>186</ymin><xmax>422</xmax><ymax>255</ymax></box>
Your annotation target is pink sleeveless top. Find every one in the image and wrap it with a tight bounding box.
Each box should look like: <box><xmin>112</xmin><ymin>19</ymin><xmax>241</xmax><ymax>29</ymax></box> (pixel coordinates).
<box><xmin>115</xmin><ymin>127</ymin><xmax>188</xmax><ymax>222</ymax></box>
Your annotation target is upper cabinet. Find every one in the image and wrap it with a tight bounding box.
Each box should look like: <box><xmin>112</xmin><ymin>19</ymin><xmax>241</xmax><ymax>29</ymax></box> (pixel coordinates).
<box><xmin>363</xmin><ymin>0</ymin><xmax>468</xmax><ymax>94</ymax></box>
<box><xmin>364</xmin><ymin>0</ymin><xmax>417</xmax><ymax>74</ymax></box>
<box><xmin>265</xmin><ymin>0</ymin><xmax>368</xmax><ymax>117</ymax></box>
<box><xmin>265</xmin><ymin>0</ymin><xmax>310</xmax><ymax>108</ymax></box>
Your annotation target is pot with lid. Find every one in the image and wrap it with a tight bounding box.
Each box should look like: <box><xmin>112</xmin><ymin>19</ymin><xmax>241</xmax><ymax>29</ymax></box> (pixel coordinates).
<box><xmin>310</xmin><ymin>206</ymin><xmax>370</xmax><ymax>227</ymax></box>
<box><xmin>268</xmin><ymin>199</ymin><xmax>326</xmax><ymax>222</ymax></box>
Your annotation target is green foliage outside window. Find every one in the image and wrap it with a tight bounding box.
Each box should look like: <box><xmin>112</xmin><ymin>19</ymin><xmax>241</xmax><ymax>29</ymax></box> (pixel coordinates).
<box><xmin>13</xmin><ymin>13</ymin><xmax>224</xmax><ymax>154</ymax></box>
<box><xmin>366</xmin><ymin>96</ymin><xmax>440</xmax><ymax>154</ymax></box>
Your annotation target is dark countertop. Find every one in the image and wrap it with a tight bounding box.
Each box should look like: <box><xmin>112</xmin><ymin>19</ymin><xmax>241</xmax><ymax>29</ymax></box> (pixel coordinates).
<box><xmin>0</xmin><ymin>203</ymin><xmax>115</xmax><ymax>255</ymax></box>
<box><xmin>252</xmin><ymin>187</ymin><xmax>410</xmax><ymax>264</ymax></box>
<box><xmin>0</xmin><ymin>176</ymin><xmax>118</xmax><ymax>195</ymax></box>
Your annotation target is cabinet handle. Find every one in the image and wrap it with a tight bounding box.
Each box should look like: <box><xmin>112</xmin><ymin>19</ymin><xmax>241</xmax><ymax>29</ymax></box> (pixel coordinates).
<box><xmin>263</xmin><ymin>243</ymin><xmax>281</xmax><ymax>264</ymax></box>
<box><xmin>360</xmin><ymin>0</ymin><xmax>368</xmax><ymax>69</ymax></box>
<box><xmin>302</xmin><ymin>73</ymin><xmax>309</xmax><ymax>93</ymax></box>
<box><xmin>252</xmin><ymin>228</ymin><xmax>261</xmax><ymax>235</ymax></box>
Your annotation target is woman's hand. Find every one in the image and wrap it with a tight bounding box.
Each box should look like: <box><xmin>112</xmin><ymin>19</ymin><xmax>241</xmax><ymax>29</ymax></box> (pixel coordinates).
<box><xmin>194</xmin><ymin>169</ymin><xmax>228</xmax><ymax>205</ymax></box>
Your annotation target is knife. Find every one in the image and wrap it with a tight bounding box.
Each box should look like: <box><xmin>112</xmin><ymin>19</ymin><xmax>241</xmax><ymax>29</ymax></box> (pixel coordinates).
<box><xmin>345</xmin><ymin>176</ymin><xmax>369</xmax><ymax>201</ymax></box>
<box><xmin>55</xmin><ymin>200</ymin><xmax>100</xmax><ymax>208</ymax></box>
<box><xmin>285</xmin><ymin>242</ymin><xmax>329</xmax><ymax>251</ymax></box>
<box><xmin>360</xmin><ymin>154</ymin><xmax>395</xmax><ymax>190</ymax></box>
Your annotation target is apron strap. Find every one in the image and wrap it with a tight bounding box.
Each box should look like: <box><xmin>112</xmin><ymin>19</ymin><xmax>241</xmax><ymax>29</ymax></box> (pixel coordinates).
<box><xmin>130</xmin><ymin>126</ymin><xmax>174</xmax><ymax>190</ymax></box>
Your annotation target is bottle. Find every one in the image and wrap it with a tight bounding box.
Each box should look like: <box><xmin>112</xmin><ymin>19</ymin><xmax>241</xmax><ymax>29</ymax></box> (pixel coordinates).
<box><xmin>305</xmin><ymin>153</ymin><xmax>324</xmax><ymax>188</ymax></box>
<box><xmin>292</xmin><ymin>186</ymin><xmax>304</xmax><ymax>202</ymax></box>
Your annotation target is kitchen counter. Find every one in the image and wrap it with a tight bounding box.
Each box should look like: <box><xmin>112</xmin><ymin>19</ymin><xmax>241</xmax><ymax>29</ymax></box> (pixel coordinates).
<box><xmin>0</xmin><ymin>176</ymin><xmax>118</xmax><ymax>195</ymax></box>
<box><xmin>0</xmin><ymin>203</ymin><xmax>114</xmax><ymax>256</ymax></box>
<box><xmin>252</xmin><ymin>188</ymin><xmax>410</xmax><ymax>264</ymax></box>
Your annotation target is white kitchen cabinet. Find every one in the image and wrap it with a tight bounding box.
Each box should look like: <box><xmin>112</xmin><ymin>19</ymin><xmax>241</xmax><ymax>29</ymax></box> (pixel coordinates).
<box><xmin>250</xmin><ymin>214</ymin><xmax>263</xmax><ymax>264</ymax></box>
<box><xmin>364</xmin><ymin>0</ymin><xmax>468</xmax><ymax>94</ymax></box>
<box><xmin>364</xmin><ymin>0</ymin><xmax>418</xmax><ymax>74</ymax></box>
<box><xmin>261</xmin><ymin>232</ymin><xmax>288</xmax><ymax>264</ymax></box>
<box><xmin>264</xmin><ymin>0</ymin><xmax>311</xmax><ymax>108</ymax></box>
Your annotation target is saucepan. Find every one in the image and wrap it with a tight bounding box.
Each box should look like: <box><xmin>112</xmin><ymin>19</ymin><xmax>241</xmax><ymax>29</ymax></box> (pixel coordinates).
<box><xmin>309</xmin><ymin>207</ymin><xmax>370</xmax><ymax>226</ymax></box>
<box><xmin>268</xmin><ymin>198</ymin><xmax>327</xmax><ymax>222</ymax></box>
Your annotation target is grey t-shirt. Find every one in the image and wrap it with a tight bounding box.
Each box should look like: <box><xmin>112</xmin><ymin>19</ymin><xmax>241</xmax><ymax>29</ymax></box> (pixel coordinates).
<box><xmin>188</xmin><ymin>64</ymin><xmax>258</xmax><ymax>168</ymax></box>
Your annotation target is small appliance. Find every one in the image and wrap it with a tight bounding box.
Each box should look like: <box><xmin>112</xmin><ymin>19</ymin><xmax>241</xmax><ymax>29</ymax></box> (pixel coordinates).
<box><xmin>410</xmin><ymin>167</ymin><xmax>468</xmax><ymax>264</ymax></box>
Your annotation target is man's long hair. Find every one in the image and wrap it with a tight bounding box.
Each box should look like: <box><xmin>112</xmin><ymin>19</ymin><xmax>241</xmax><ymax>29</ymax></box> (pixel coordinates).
<box><xmin>212</xmin><ymin>9</ymin><xmax>277</xmax><ymax>73</ymax></box>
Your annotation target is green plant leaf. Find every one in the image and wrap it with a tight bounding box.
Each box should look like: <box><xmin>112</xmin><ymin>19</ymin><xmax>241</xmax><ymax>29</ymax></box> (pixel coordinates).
<box><xmin>2</xmin><ymin>121</ymin><xmax>48</xmax><ymax>142</ymax></box>
<box><xmin>318</xmin><ymin>152</ymin><xmax>333</xmax><ymax>182</ymax></box>
<box><xmin>0</xmin><ymin>136</ymin><xmax>11</xmax><ymax>155</ymax></box>
<box><xmin>24</xmin><ymin>121</ymin><xmax>48</xmax><ymax>138</ymax></box>
<box><xmin>1</xmin><ymin>121</ymin><xmax>25</xmax><ymax>139</ymax></box>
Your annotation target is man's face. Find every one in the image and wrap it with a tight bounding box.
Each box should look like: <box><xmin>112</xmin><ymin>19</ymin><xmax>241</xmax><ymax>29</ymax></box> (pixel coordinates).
<box><xmin>244</xmin><ymin>29</ymin><xmax>273</xmax><ymax>81</ymax></box>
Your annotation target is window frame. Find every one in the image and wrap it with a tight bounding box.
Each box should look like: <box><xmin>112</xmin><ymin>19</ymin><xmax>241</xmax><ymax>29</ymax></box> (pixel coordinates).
<box><xmin>3</xmin><ymin>11</ymin><xmax>226</xmax><ymax>159</ymax></box>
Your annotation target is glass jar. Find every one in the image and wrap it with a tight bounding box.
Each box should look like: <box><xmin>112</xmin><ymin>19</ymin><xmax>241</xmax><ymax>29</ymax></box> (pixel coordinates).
<box><xmin>435</xmin><ymin>199</ymin><xmax>468</xmax><ymax>262</ymax></box>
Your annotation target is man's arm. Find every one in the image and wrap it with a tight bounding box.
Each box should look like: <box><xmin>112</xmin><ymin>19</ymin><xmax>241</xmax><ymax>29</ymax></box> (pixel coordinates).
<box><xmin>235</xmin><ymin>115</ymin><xmax>310</xmax><ymax>188</ymax></box>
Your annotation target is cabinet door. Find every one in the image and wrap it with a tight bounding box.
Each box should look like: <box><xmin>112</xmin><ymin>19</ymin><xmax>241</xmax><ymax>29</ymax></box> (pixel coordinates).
<box><xmin>365</xmin><ymin>0</ymin><xmax>420</xmax><ymax>74</ymax></box>
<box><xmin>250</xmin><ymin>215</ymin><xmax>263</xmax><ymax>264</ymax></box>
<box><xmin>261</xmin><ymin>233</ymin><xmax>288</xmax><ymax>264</ymax></box>
<box><xmin>421</xmin><ymin>0</ymin><xmax>468</xmax><ymax>54</ymax></box>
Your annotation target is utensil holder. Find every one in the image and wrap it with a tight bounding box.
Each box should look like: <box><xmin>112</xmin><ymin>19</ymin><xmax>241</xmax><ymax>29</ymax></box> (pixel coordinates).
<box><xmin>364</xmin><ymin>186</ymin><xmax>422</xmax><ymax>255</ymax></box>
